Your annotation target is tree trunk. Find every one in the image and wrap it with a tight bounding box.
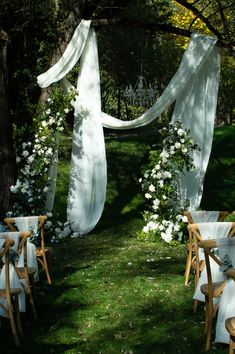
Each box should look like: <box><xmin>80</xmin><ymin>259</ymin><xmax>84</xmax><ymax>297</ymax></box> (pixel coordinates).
<box><xmin>0</xmin><ymin>30</ymin><xmax>16</xmax><ymax>218</ymax></box>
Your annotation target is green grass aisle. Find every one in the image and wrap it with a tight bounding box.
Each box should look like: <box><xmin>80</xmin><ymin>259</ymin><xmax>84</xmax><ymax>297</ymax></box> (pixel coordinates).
<box><xmin>1</xmin><ymin>125</ymin><xmax>234</xmax><ymax>353</ymax></box>
<box><xmin>1</xmin><ymin>219</ymin><xmax>229</xmax><ymax>353</ymax></box>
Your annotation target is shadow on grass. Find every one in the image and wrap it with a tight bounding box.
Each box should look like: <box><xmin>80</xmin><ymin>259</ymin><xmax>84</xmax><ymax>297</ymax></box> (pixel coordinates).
<box><xmin>3</xmin><ymin>126</ymin><xmax>232</xmax><ymax>353</ymax></box>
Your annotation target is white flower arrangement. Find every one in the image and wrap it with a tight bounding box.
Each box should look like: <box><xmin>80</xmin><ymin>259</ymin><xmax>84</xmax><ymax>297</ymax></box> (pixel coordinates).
<box><xmin>9</xmin><ymin>85</ymin><xmax>77</xmax><ymax>223</ymax></box>
<box><xmin>139</xmin><ymin>120</ymin><xmax>200</xmax><ymax>243</ymax></box>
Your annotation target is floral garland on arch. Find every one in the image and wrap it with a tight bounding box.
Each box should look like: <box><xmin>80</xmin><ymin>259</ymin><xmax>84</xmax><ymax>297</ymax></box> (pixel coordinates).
<box><xmin>139</xmin><ymin>120</ymin><xmax>200</xmax><ymax>243</ymax></box>
<box><xmin>9</xmin><ymin>86</ymin><xmax>77</xmax><ymax>217</ymax></box>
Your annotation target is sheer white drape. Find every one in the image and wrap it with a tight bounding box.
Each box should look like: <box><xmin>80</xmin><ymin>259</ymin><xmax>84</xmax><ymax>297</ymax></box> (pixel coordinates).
<box><xmin>14</xmin><ymin>217</ymin><xmax>39</xmax><ymax>280</ymax></box>
<box><xmin>190</xmin><ymin>211</ymin><xmax>219</xmax><ymax>223</ymax></box>
<box><xmin>37</xmin><ymin>19</ymin><xmax>220</xmax><ymax>234</ymax></box>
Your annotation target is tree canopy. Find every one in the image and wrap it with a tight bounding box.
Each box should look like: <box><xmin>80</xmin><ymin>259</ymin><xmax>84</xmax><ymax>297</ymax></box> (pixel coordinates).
<box><xmin>0</xmin><ymin>0</ymin><xmax>234</xmax><ymax>216</ymax></box>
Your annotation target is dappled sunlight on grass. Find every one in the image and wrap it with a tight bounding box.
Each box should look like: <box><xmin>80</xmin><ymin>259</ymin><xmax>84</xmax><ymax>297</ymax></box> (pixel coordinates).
<box><xmin>1</xmin><ymin>127</ymin><xmax>232</xmax><ymax>352</ymax></box>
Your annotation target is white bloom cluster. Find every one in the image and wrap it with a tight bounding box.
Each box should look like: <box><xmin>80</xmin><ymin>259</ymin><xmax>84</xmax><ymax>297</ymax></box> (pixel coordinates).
<box><xmin>139</xmin><ymin>120</ymin><xmax>199</xmax><ymax>243</ymax></box>
<box><xmin>46</xmin><ymin>220</ymin><xmax>82</xmax><ymax>243</ymax></box>
<box><xmin>143</xmin><ymin>218</ymin><xmax>183</xmax><ymax>243</ymax></box>
<box><xmin>10</xmin><ymin>86</ymin><xmax>77</xmax><ymax>218</ymax></box>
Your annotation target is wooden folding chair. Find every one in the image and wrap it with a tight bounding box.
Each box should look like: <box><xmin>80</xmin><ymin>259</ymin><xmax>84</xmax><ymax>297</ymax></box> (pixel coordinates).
<box><xmin>0</xmin><ymin>238</ymin><xmax>23</xmax><ymax>347</ymax></box>
<box><xmin>4</xmin><ymin>215</ymin><xmax>52</xmax><ymax>285</ymax></box>
<box><xmin>184</xmin><ymin>211</ymin><xmax>229</xmax><ymax>287</ymax></box>
<box><xmin>0</xmin><ymin>230</ymin><xmax>38</xmax><ymax>319</ymax></box>
<box><xmin>189</xmin><ymin>222</ymin><xmax>235</xmax><ymax>313</ymax></box>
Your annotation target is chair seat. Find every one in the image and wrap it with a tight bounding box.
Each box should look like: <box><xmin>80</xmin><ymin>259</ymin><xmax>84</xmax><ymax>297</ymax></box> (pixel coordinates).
<box><xmin>201</xmin><ymin>281</ymin><xmax>226</xmax><ymax>298</ymax></box>
<box><xmin>225</xmin><ymin>317</ymin><xmax>235</xmax><ymax>337</ymax></box>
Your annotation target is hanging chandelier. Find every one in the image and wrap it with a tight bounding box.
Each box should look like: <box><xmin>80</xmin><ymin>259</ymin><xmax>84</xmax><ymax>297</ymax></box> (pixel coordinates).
<box><xmin>123</xmin><ymin>75</ymin><xmax>158</xmax><ymax>108</ymax></box>
<box><xmin>123</xmin><ymin>34</ymin><xmax>159</xmax><ymax>108</ymax></box>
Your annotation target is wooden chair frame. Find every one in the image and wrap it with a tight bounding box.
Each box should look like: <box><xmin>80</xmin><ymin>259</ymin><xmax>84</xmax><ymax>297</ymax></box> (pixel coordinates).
<box><xmin>184</xmin><ymin>211</ymin><xmax>229</xmax><ymax>287</ymax></box>
<box><xmin>188</xmin><ymin>222</ymin><xmax>235</xmax><ymax>313</ymax></box>
<box><xmin>0</xmin><ymin>239</ymin><xmax>23</xmax><ymax>347</ymax></box>
<box><xmin>198</xmin><ymin>232</ymin><xmax>235</xmax><ymax>350</ymax></box>
<box><xmin>4</xmin><ymin>215</ymin><xmax>52</xmax><ymax>285</ymax></box>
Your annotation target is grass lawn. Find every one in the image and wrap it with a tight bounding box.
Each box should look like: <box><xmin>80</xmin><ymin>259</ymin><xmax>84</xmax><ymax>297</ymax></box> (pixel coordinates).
<box><xmin>1</xmin><ymin>124</ymin><xmax>234</xmax><ymax>353</ymax></box>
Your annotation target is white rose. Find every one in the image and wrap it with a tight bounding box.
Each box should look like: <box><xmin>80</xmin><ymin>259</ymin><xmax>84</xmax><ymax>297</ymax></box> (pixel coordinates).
<box><xmin>182</xmin><ymin>215</ymin><xmax>188</xmax><ymax>223</ymax></box>
<box><xmin>27</xmin><ymin>155</ymin><xmax>34</xmax><ymax>163</ymax></box>
<box><xmin>22</xmin><ymin>150</ymin><xmax>29</xmax><ymax>157</ymax></box>
<box><xmin>143</xmin><ymin>225</ymin><xmax>149</xmax><ymax>233</ymax></box>
<box><xmin>177</xmin><ymin>128</ymin><xmax>185</xmax><ymax>136</ymax></box>
<box><xmin>41</xmin><ymin>120</ymin><xmax>47</xmax><ymax>127</ymax></box>
<box><xmin>175</xmin><ymin>142</ymin><xmax>181</xmax><ymax>149</ymax></box>
<box><xmin>149</xmin><ymin>184</ymin><xmax>155</xmax><ymax>192</ymax></box>
<box><xmin>145</xmin><ymin>193</ymin><xmax>152</xmax><ymax>199</ymax></box>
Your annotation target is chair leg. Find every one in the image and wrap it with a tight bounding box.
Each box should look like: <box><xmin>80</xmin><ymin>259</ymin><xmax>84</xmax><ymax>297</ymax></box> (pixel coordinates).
<box><xmin>205</xmin><ymin>297</ymin><xmax>213</xmax><ymax>351</ymax></box>
<box><xmin>13</xmin><ymin>295</ymin><xmax>23</xmax><ymax>337</ymax></box>
<box><xmin>7</xmin><ymin>299</ymin><xmax>20</xmax><ymax>347</ymax></box>
<box><xmin>204</xmin><ymin>296</ymin><xmax>209</xmax><ymax>334</ymax></box>
<box><xmin>229</xmin><ymin>336</ymin><xmax>235</xmax><ymax>354</ymax></box>
<box><xmin>42</xmin><ymin>250</ymin><xmax>52</xmax><ymax>285</ymax></box>
<box><xmin>185</xmin><ymin>247</ymin><xmax>192</xmax><ymax>286</ymax></box>
<box><xmin>28</xmin><ymin>282</ymin><xmax>38</xmax><ymax>319</ymax></box>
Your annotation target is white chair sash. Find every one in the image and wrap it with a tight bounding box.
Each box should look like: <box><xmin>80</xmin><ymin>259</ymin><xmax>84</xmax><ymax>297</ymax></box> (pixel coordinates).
<box><xmin>190</xmin><ymin>210</ymin><xmax>219</xmax><ymax>223</ymax></box>
<box><xmin>13</xmin><ymin>217</ymin><xmax>39</xmax><ymax>281</ymax></box>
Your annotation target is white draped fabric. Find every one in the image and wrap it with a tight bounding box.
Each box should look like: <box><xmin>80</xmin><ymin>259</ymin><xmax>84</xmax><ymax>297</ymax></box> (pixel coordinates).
<box><xmin>190</xmin><ymin>210</ymin><xmax>220</xmax><ymax>223</ymax></box>
<box><xmin>37</xmin><ymin>19</ymin><xmax>220</xmax><ymax>234</ymax></box>
<box><xmin>13</xmin><ymin>216</ymin><xmax>39</xmax><ymax>281</ymax></box>
<box><xmin>193</xmin><ymin>222</ymin><xmax>232</xmax><ymax>302</ymax></box>
<box><xmin>215</xmin><ymin>238</ymin><xmax>235</xmax><ymax>344</ymax></box>
<box><xmin>190</xmin><ymin>211</ymin><xmax>220</xmax><ymax>266</ymax></box>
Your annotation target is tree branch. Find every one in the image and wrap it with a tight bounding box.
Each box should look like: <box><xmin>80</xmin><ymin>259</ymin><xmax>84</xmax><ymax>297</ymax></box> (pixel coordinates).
<box><xmin>92</xmin><ymin>17</ymin><xmax>235</xmax><ymax>56</ymax></box>
<box><xmin>173</xmin><ymin>0</ymin><xmax>223</xmax><ymax>40</ymax></box>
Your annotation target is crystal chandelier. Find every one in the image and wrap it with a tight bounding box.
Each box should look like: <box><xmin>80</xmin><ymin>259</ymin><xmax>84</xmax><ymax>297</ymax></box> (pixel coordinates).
<box><xmin>123</xmin><ymin>76</ymin><xmax>158</xmax><ymax>107</ymax></box>
<box><xmin>123</xmin><ymin>40</ymin><xmax>158</xmax><ymax>108</ymax></box>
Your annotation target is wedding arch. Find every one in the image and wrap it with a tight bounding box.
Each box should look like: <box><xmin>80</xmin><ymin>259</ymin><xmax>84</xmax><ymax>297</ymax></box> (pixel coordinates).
<box><xmin>37</xmin><ymin>19</ymin><xmax>220</xmax><ymax>235</ymax></box>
